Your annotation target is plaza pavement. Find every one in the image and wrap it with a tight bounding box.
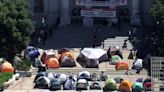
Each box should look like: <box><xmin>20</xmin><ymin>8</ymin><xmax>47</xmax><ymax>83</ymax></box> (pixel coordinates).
<box><xmin>5</xmin><ymin>23</ymin><xmax>150</xmax><ymax>91</ymax></box>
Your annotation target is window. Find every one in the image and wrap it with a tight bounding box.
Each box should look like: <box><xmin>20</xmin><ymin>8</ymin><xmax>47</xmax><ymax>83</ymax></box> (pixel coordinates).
<box><xmin>34</xmin><ymin>0</ymin><xmax>44</xmax><ymax>13</ymax></box>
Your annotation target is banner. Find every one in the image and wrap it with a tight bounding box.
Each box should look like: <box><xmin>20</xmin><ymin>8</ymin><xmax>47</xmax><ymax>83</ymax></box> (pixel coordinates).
<box><xmin>76</xmin><ymin>0</ymin><xmax>127</xmax><ymax>6</ymax></box>
<box><xmin>81</xmin><ymin>9</ymin><xmax>116</xmax><ymax>17</ymax></box>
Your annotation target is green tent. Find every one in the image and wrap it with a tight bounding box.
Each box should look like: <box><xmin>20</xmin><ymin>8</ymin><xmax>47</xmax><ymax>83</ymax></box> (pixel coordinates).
<box><xmin>103</xmin><ymin>78</ymin><xmax>117</xmax><ymax>91</ymax></box>
<box><xmin>111</xmin><ymin>55</ymin><xmax>121</xmax><ymax>64</ymax></box>
<box><xmin>132</xmin><ymin>82</ymin><xmax>143</xmax><ymax>92</ymax></box>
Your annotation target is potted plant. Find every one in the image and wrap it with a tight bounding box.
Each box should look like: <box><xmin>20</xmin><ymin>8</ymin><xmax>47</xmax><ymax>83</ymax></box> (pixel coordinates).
<box><xmin>15</xmin><ymin>59</ymin><xmax>32</xmax><ymax>77</ymax></box>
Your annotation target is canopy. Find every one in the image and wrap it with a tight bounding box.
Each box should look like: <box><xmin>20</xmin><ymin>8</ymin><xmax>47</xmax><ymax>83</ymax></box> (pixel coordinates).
<box><xmin>1</xmin><ymin>62</ymin><xmax>14</xmax><ymax>73</ymax></box>
<box><xmin>103</xmin><ymin>78</ymin><xmax>117</xmax><ymax>90</ymax></box>
<box><xmin>46</xmin><ymin>58</ymin><xmax>59</xmax><ymax>68</ymax></box>
<box><xmin>118</xmin><ymin>80</ymin><xmax>132</xmax><ymax>92</ymax></box>
<box><xmin>114</xmin><ymin>77</ymin><xmax>124</xmax><ymax>84</ymax></box>
<box><xmin>35</xmin><ymin>76</ymin><xmax>50</xmax><ymax>88</ymax></box>
<box><xmin>132</xmin><ymin>82</ymin><xmax>143</xmax><ymax>92</ymax></box>
<box><xmin>115</xmin><ymin>61</ymin><xmax>129</xmax><ymax>70</ymax></box>
<box><xmin>111</xmin><ymin>55</ymin><xmax>121</xmax><ymax>64</ymax></box>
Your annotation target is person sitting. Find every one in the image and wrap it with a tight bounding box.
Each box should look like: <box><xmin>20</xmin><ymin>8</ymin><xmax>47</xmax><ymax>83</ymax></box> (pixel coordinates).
<box><xmin>125</xmin><ymin>58</ymin><xmax>143</xmax><ymax>75</ymax></box>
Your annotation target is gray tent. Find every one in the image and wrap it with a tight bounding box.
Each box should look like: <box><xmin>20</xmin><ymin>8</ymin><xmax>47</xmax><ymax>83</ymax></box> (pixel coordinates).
<box><xmin>34</xmin><ymin>76</ymin><xmax>50</xmax><ymax>89</ymax></box>
<box><xmin>77</xmin><ymin>48</ymin><xmax>108</xmax><ymax>68</ymax></box>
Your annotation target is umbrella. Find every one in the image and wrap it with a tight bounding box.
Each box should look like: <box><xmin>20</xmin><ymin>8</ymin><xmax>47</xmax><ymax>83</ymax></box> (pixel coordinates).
<box><xmin>132</xmin><ymin>82</ymin><xmax>143</xmax><ymax>92</ymax></box>
<box><xmin>114</xmin><ymin>77</ymin><xmax>124</xmax><ymax>84</ymax></box>
<box><xmin>104</xmin><ymin>78</ymin><xmax>117</xmax><ymax>90</ymax></box>
<box><xmin>111</xmin><ymin>55</ymin><xmax>121</xmax><ymax>64</ymax></box>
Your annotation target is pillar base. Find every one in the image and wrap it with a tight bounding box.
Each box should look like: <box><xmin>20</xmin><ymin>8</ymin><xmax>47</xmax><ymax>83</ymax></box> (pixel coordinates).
<box><xmin>83</xmin><ymin>17</ymin><xmax>93</xmax><ymax>27</ymax></box>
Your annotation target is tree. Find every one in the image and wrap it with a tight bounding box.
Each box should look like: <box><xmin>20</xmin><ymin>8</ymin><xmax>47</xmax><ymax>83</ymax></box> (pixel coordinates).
<box><xmin>150</xmin><ymin>0</ymin><xmax>164</xmax><ymax>56</ymax></box>
<box><xmin>0</xmin><ymin>0</ymin><xmax>34</xmax><ymax>61</ymax></box>
<box><xmin>150</xmin><ymin>0</ymin><xmax>164</xmax><ymax>26</ymax></box>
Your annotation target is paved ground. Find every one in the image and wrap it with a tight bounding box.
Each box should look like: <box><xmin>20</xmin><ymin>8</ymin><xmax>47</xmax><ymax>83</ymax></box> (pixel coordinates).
<box><xmin>35</xmin><ymin>22</ymin><xmax>132</xmax><ymax>50</ymax></box>
<box><xmin>5</xmin><ymin>23</ymin><xmax>150</xmax><ymax>91</ymax></box>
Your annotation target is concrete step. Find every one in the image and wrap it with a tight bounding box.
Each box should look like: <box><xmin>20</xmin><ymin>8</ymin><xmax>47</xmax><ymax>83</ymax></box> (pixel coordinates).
<box><xmin>32</xmin><ymin>68</ymin><xmax>148</xmax><ymax>75</ymax></box>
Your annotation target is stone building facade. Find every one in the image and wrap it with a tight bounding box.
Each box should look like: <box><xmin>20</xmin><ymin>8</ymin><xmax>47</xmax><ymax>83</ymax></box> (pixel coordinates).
<box><xmin>29</xmin><ymin>0</ymin><xmax>153</xmax><ymax>28</ymax></box>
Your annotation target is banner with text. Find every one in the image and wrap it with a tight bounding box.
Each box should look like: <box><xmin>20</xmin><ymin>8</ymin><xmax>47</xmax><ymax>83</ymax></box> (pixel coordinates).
<box><xmin>81</xmin><ymin>9</ymin><xmax>116</xmax><ymax>17</ymax></box>
<box><xmin>76</xmin><ymin>0</ymin><xmax>127</xmax><ymax>6</ymax></box>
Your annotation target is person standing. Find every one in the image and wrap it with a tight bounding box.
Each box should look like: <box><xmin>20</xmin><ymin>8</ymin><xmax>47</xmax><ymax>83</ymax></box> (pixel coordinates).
<box><xmin>128</xmin><ymin>29</ymin><xmax>132</xmax><ymax>40</ymax></box>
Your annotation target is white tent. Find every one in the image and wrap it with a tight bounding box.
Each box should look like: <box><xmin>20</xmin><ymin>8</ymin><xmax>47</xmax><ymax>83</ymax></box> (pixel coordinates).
<box><xmin>81</xmin><ymin>48</ymin><xmax>106</xmax><ymax>59</ymax></box>
<box><xmin>78</xmin><ymin>48</ymin><xmax>108</xmax><ymax>68</ymax></box>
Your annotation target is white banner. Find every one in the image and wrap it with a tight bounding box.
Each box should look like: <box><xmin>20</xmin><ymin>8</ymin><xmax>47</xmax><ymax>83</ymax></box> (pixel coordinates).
<box><xmin>76</xmin><ymin>0</ymin><xmax>127</xmax><ymax>6</ymax></box>
<box><xmin>81</xmin><ymin>9</ymin><xmax>116</xmax><ymax>17</ymax></box>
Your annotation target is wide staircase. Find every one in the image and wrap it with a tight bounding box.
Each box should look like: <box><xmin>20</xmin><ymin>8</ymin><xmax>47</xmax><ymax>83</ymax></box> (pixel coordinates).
<box><xmin>102</xmin><ymin>36</ymin><xmax>133</xmax><ymax>50</ymax></box>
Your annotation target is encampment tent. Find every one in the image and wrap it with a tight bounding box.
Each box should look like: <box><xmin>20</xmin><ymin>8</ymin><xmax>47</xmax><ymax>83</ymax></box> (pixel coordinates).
<box><xmin>132</xmin><ymin>82</ymin><xmax>143</xmax><ymax>92</ymax></box>
<box><xmin>46</xmin><ymin>58</ymin><xmax>59</xmax><ymax>68</ymax></box>
<box><xmin>34</xmin><ymin>76</ymin><xmax>50</xmax><ymax>89</ymax></box>
<box><xmin>60</xmin><ymin>56</ymin><xmax>76</xmax><ymax>67</ymax></box>
<box><xmin>103</xmin><ymin>78</ymin><xmax>117</xmax><ymax>91</ymax></box>
<box><xmin>114</xmin><ymin>77</ymin><xmax>124</xmax><ymax>84</ymax></box>
<box><xmin>78</xmin><ymin>71</ymin><xmax>91</xmax><ymax>81</ymax></box>
<box><xmin>24</xmin><ymin>46</ymin><xmax>39</xmax><ymax>60</ymax></box>
<box><xmin>41</xmin><ymin>50</ymin><xmax>57</xmax><ymax>64</ymax></box>
<box><xmin>1</xmin><ymin>62</ymin><xmax>14</xmax><ymax>73</ymax></box>
<box><xmin>77</xmin><ymin>48</ymin><xmax>108</xmax><ymax>68</ymax></box>
<box><xmin>111</xmin><ymin>55</ymin><xmax>121</xmax><ymax>65</ymax></box>
<box><xmin>115</xmin><ymin>61</ymin><xmax>129</xmax><ymax>70</ymax></box>
<box><xmin>118</xmin><ymin>80</ymin><xmax>132</xmax><ymax>92</ymax></box>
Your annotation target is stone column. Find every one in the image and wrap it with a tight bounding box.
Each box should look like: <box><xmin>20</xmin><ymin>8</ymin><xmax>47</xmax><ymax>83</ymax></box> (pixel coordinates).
<box><xmin>130</xmin><ymin>0</ymin><xmax>141</xmax><ymax>26</ymax></box>
<box><xmin>83</xmin><ymin>17</ymin><xmax>93</xmax><ymax>26</ymax></box>
<box><xmin>82</xmin><ymin>0</ymin><xmax>93</xmax><ymax>27</ymax></box>
<box><xmin>60</xmin><ymin>0</ymin><xmax>71</xmax><ymax>26</ymax></box>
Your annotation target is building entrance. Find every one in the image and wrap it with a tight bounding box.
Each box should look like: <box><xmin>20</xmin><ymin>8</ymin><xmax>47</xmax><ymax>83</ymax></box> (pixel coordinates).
<box><xmin>93</xmin><ymin>18</ymin><xmax>108</xmax><ymax>26</ymax></box>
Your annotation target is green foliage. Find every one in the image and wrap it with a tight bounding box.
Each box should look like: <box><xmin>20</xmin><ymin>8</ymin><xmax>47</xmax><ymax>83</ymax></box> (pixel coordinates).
<box><xmin>0</xmin><ymin>0</ymin><xmax>35</xmax><ymax>59</ymax></box>
<box><xmin>150</xmin><ymin>0</ymin><xmax>164</xmax><ymax>25</ymax></box>
<box><xmin>15</xmin><ymin>59</ymin><xmax>31</xmax><ymax>71</ymax></box>
<box><xmin>0</xmin><ymin>72</ymin><xmax>13</xmax><ymax>86</ymax></box>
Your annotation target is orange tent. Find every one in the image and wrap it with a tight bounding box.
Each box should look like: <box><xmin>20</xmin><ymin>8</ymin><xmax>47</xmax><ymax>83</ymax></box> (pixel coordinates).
<box><xmin>45</xmin><ymin>58</ymin><xmax>59</xmax><ymax>68</ymax></box>
<box><xmin>41</xmin><ymin>50</ymin><xmax>57</xmax><ymax>64</ymax></box>
<box><xmin>1</xmin><ymin>62</ymin><xmax>14</xmax><ymax>73</ymax></box>
<box><xmin>59</xmin><ymin>52</ymin><xmax>75</xmax><ymax>62</ymax></box>
<box><xmin>115</xmin><ymin>61</ymin><xmax>129</xmax><ymax>70</ymax></box>
<box><xmin>118</xmin><ymin>80</ymin><xmax>132</xmax><ymax>92</ymax></box>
